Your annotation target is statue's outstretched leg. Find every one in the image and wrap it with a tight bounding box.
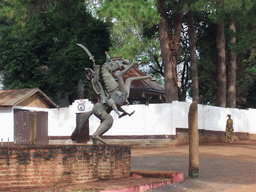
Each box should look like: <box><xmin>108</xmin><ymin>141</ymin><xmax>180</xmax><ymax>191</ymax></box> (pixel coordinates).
<box><xmin>118</xmin><ymin>107</ymin><xmax>135</xmax><ymax>118</ymax></box>
<box><xmin>106</xmin><ymin>98</ymin><xmax>121</xmax><ymax>117</ymax></box>
<box><xmin>92</xmin><ymin>112</ymin><xmax>113</xmax><ymax>145</ymax></box>
<box><xmin>71</xmin><ymin>111</ymin><xmax>93</xmax><ymax>141</ymax></box>
<box><xmin>92</xmin><ymin>135</ymin><xmax>108</xmax><ymax>145</ymax></box>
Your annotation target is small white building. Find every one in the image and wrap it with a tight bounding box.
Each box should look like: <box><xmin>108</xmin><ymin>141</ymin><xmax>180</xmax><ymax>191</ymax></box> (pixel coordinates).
<box><xmin>0</xmin><ymin>88</ymin><xmax>57</xmax><ymax>145</ymax></box>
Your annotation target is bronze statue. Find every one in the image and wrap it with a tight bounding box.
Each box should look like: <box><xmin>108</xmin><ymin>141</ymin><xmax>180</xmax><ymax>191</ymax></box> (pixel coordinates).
<box><xmin>71</xmin><ymin>43</ymin><xmax>154</xmax><ymax>144</ymax></box>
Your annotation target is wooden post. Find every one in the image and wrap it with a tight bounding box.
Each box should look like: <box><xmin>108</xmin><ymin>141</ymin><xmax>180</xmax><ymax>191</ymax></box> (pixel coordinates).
<box><xmin>188</xmin><ymin>101</ymin><xmax>199</xmax><ymax>178</ymax></box>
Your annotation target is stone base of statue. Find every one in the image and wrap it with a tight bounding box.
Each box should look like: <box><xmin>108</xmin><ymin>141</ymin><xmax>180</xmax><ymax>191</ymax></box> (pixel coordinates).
<box><xmin>0</xmin><ymin>144</ymin><xmax>131</xmax><ymax>191</ymax></box>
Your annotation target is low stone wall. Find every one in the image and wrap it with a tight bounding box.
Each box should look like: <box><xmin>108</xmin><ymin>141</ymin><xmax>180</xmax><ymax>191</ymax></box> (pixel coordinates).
<box><xmin>0</xmin><ymin>145</ymin><xmax>131</xmax><ymax>191</ymax></box>
<box><xmin>49</xmin><ymin>135</ymin><xmax>176</xmax><ymax>147</ymax></box>
<box><xmin>176</xmin><ymin>128</ymin><xmax>250</xmax><ymax>145</ymax></box>
<box><xmin>48</xmin><ymin>132</ymin><xmax>253</xmax><ymax>147</ymax></box>
<box><xmin>249</xmin><ymin>134</ymin><xmax>256</xmax><ymax>140</ymax></box>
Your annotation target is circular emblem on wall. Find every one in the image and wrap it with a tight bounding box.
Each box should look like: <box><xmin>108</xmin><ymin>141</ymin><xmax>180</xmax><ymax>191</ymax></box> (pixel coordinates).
<box><xmin>77</xmin><ymin>101</ymin><xmax>85</xmax><ymax>111</ymax></box>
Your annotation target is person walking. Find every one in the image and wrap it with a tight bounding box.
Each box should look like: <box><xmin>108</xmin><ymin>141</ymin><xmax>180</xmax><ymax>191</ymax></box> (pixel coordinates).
<box><xmin>225</xmin><ymin>114</ymin><xmax>234</xmax><ymax>143</ymax></box>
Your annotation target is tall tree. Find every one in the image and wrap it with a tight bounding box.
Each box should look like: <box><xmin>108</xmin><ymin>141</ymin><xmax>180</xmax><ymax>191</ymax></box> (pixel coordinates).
<box><xmin>187</xmin><ymin>8</ymin><xmax>199</xmax><ymax>102</ymax></box>
<box><xmin>215</xmin><ymin>0</ymin><xmax>226</xmax><ymax>107</ymax></box>
<box><xmin>196</xmin><ymin>17</ymin><xmax>217</xmax><ymax>104</ymax></box>
<box><xmin>192</xmin><ymin>0</ymin><xmax>256</xmax><ymax>107</ymax></box>
<box><xmin>178</xmin><ymin>24</ymin><xmax>190</xmax><ymax>101</ymax></box>
<box><xmin>227</xmin><ymin>19</ymin><xmax>236</xmax><ymax>108</ymax></box>
<box><xmin>228</xmin><ymin>0</ymin><xmax>256</xmax><ymax>108</ymax></box>
<box><xmin>158</xmin><ymin>0</ymin><xmax>183</xmax><ymax>102</ymax></box>
<box><xmin>99</xmin><ymin>0</ymin><xmax>186</xmax><ymax>103</ymax></box>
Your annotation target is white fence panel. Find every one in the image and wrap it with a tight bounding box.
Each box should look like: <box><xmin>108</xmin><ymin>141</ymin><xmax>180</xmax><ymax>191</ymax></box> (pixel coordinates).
<box><xmin>248</xmin><ymin>108</ymin><xmax>256</xmax><ymax>134</ymax></box>
<box><xmin>228</xmin><ymin>108</ymin><xmax>248</xmax><ymax>133</ymax></box>
<box><xmin>104</xmin><ymin>104</ymin><xmax>145</xmax><ymax>136</ymax></box>
<box><xmin>144</xmin><ymin>103</ymin><xmax>174</xmax><ymax>135</ymax></box>
<box><xmin>201</xmin><ymin>105</ymin><xmax>227</xmax><ymax>132</ymax></box>
<box><xmin>172</xmin><ymin>101</ymin><xmax>191</xmax><ymax>129</ymax></box>
<box><xmin>53</xmin><ymin>107</ymin><xmax>76</xmax><ymax>136</ymax></box>
<box><xmin>0</xmin><ymin>107</ymin><xmax>14</xmax><ymax>142</ymax></box>
<box><xmin>48</xmin><ymin>99</ymin><xmax>94</xmax><ymax>136</ymax></box>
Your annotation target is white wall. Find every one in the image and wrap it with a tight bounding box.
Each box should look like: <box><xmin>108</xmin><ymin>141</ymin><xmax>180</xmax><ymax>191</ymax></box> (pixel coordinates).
<box><xmin>248</xmin><ymin>108</ymin><xmax>256</xmax><ymax>134</ymax></box>
<box><xmin>172</xmin><ymin>101</ymin><xmax>191</xmax><ymax>130</ymax></box>
<box><xmin>103</xmin><ymin>103</ymin><xmax>175</xmax><ymax>136</ymax></box>
<box><xmin>229</xmin><ymin>108</ymin><xmax>248</xmax><ymax>133</ymax></box>
<box><xmin>48</xmin><ymin>99</ymin><xmax>94</xmax><ymax>136</ymax></box>
<box><xmin>0</xmin><ymin>107</ymin><xmax>14</xmax><ymax>142</ymax></box>
<box><xmin>98</xmin><ymin>104</ymin><xmax>145</xmax><ymax>136</ymax></box>
<box><xmin>48</xmin><ymin>100</ymin><xmax>254</xmax><ymax>137</ymax></box>
<box><xmin>199</xmin><ymin>105</ymin><xmax>249</xmax><ymax>133</ymax></box>
<box><xmin>1</xmin><ymin>100</ymin><xmax>255</xmax><ymax>142</ymax></box>
<box><xmin>145</xmin><ymin>103</ymin><xmax>174</xmax><ymax>135</ymax></box>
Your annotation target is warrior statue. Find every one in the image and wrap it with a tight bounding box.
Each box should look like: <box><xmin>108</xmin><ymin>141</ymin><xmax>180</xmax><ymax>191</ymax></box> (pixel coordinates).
<box><xmin>71</xmin><ymin>43</ymin><xmax>154</xmax><ymax>144</ymax></box>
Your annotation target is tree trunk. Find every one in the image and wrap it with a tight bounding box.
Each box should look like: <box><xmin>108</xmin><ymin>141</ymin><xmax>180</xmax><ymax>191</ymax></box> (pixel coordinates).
<box><xmin>216</xmin><ymin>0</ymin><xmax>226</xmax><ymax>107</ymax></box>
<box><xmin>216</xmin><ymin>20</ymin><xmax>226</xmax><ymax>107</ymax></box>
<box><xmin>158</xmin><ymin>13</ymin><xmax>178</xmax><ymax>102</ymax></box>
<box><xmin>187</xmin><ymin>10</ymin><xmax>199</xmax><ymax>102</ymax></box>
<box><xmin>227</xmin><ymin>20</ymin><xmax>236</xmax><ymax>108</ymax></box>
<box><xmin>158</xmin><ymin>0</ymin><xmax>183</xmax><ymax>102</ymax></box>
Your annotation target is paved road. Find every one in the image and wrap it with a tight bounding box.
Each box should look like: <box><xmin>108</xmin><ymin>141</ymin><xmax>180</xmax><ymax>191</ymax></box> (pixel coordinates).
<box><xmin>131</xmin><ymin>141</ymin><xmax>256</xmax><ymax>192</ymax></box>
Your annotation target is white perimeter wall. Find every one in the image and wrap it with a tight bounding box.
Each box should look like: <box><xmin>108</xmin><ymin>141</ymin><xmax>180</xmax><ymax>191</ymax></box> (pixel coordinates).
<box><xmin>0</xmin><ymin>107</ymin><xmax>14</xmax><ymax>142</ymax></box>
<box><xmin>48</xmin><ymin>100</ymin><xmax>94</xmax><ymax>136</ymax></box>
<box><xmin>248</xmin><ymin>108</ymin><xmax>256</xmax><ymax>134</ymax></box>
<box><xmin>1</xmin><ymin>100</ymin><xmax>256</xmax><ymax>141</ymax></box>
<box><xmin>48</xmin><ymin>100</ymin><xmax>256</xmax><ymax>137</ymax></box>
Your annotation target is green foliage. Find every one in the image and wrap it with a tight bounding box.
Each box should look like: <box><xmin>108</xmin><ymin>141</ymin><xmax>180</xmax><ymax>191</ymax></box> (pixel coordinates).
<box><xmin>98</xmin><ymin>0</ymin><xmax>160</xmax><ymax>60</ymax></box>
<box><xmin>0</xmin><ymin>0</ymin><xmax>58</xmax><ymax>35</ymax></box>
<box><xmin>0</xmin><ymin>0</ymin><xmax>111</xmax><ymax>104</ymax></box>
<box><xmin>188</xmin><ymin>0</ymin><xmax>256</xmax><ymax>107</ymax></box>
<box><xmin>194</xmin><ymin>12</ymin><xmax>217</xmax><ymax>105</ymax></box>
<box><xmin>229</xmin><ymin>1</ymin><xmax>256</xmax><ymax>108</ymax></box>
<box><xmin>4</xmin><ymin>0</ymin><xmax>256</xmax><ymax>107</ymax></box>
<box><xmin>233</xmin><ymin>4</ymin><xmax>256</xmax><ymax>54</ymax></box>
<box><xmin>237</xmin><ymin>55</ymin><xmax>256</xmax><ymax>108</ymax></box>
<box><xmin>191</xmin><ymin>0</ymin><xmax>254</xmax><ymax>23</ymax></box>
<box><xmin>95</xmin><ymin>0</ymin><xmax>165</xmax><ymax>90</ymax></box>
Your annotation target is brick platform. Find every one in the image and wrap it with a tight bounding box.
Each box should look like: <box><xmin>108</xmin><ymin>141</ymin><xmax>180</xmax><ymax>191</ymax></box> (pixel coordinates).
<box><xmin>0</xmin><ymin>145</ymin><xmax>131</xmax><ymax>190</ymax></box>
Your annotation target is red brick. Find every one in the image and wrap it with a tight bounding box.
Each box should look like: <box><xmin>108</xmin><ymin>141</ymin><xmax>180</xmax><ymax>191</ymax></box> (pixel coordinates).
<box><xmin>0</xmin><ymin>145</ymin><xmax>131</xmax><ymax>190</ymax></box>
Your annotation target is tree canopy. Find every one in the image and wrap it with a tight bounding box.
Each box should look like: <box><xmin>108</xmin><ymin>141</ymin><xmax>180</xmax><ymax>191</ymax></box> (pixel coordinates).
<box><xmin>0</xmin><ymin>0</ymin><xmax>58</xmax><ymax>34</ymax></box>
<box><xmin>98</xmin><ymin>0</ymin><xmax>160</xmax><ymax>60</ymax></box>
<box><xmin>1</xmin><ymin>0</ymin><xmax>256</xmax><ymax>108</ymax></box>
<box><xmin>0</xmin><ymin>0</ymin><xmax>111</xmax><ymax>104</ymax></box>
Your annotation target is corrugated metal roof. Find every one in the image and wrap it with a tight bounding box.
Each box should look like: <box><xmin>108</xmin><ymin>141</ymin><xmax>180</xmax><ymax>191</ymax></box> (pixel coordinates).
<box><xmin>0</xmin><ymin>88</ymin><xmax>57</xmax><ymax>108</ymax></box>
<box><xmin>121</xmin><ymin>64</ymin><xmax>165</xmax><ymax>96</ymax></box>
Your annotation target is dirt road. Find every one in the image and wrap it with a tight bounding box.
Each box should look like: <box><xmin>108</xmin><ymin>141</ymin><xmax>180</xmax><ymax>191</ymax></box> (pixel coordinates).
<box><xmin>132</xmin><ymin>140</ymin><xmax>256</xmax><ymax>192</ymax></box>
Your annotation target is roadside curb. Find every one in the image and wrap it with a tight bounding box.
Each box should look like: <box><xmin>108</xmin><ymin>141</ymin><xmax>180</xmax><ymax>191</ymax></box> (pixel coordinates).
<box><xmin>99</xmin><ymin>170</ymin><xmax>184</xmax><ymax>192</ymax></box>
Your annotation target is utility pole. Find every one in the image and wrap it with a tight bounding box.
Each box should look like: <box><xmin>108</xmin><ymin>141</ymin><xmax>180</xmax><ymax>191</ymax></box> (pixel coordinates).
<box><xmin>188</xmin><ymin>101</ymin><xmax>199</xmax><ymax>178</ymax></box>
